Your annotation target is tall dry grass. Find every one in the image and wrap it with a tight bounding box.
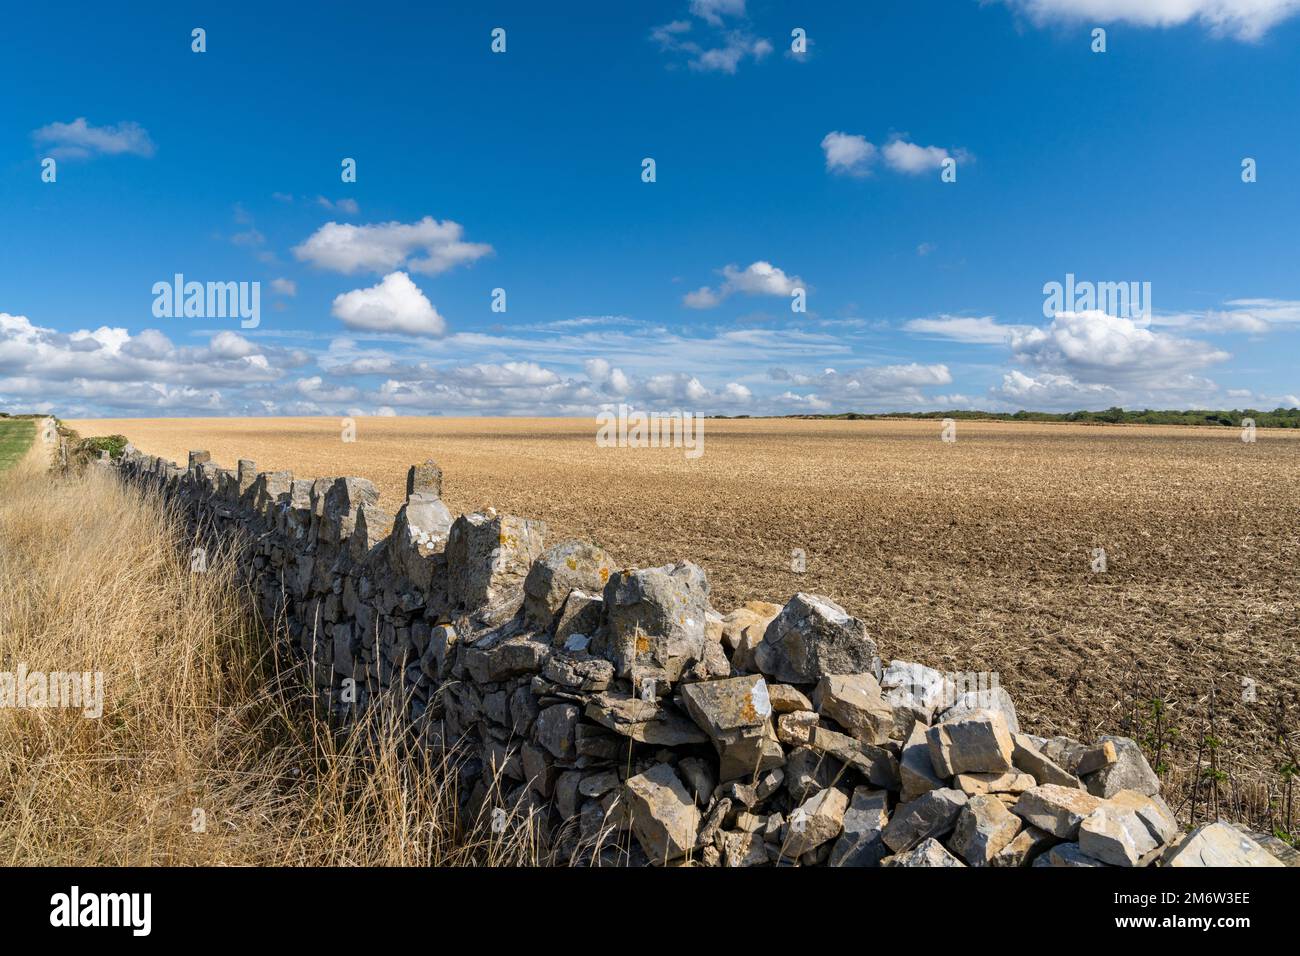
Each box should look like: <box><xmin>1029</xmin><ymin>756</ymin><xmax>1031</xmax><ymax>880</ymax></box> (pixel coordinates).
<box><xmin>0</xmin><ymin>459</ymin><xmax>547</xmax><ymax>865</ymax></box>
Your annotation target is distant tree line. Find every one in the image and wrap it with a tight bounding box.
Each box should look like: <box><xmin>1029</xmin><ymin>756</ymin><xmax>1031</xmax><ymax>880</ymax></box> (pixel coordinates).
<box><xmin>715</xmin><ymin>407</ymin><xmax>1300</xmax><ymax>428</ymax></box>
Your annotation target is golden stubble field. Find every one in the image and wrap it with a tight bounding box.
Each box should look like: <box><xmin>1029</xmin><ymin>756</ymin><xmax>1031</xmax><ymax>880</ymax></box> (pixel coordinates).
<box><xmin>70</xmin><ymin>415</ymin><xmax>1300</xmax><ymax>793</ymax></box>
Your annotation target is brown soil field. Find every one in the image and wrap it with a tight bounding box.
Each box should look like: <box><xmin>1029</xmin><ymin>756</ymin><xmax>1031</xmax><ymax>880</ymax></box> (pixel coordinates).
<box><xmin>69</xmin><ymin>416</ymin><xmax>1300</xmax><ymax>812</ymax></box>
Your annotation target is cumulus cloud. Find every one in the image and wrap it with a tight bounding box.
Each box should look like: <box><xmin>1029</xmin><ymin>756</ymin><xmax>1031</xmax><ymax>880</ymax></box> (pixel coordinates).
<box><xmin>993</xmin><ymin>0</ymin><xmax>1300</xmax><ymax>40</ymax></box>
<box><xmin>882</xmin><ymin>138</ymin><xmax>961</xmax><ymax>174</ymax></box>
<box><xmin>0</xmin><ymin>311</ymin><xmax>313</xmax><ymax>416</ymax></box>
<box><xmin>295</xmin><ymin>376</ymin><xmax>359</xmax><ymax>403</ymax></box>
<box><xmin>330</xmin><ymin>271</ymin><xmax>446</xmax><ymax>337</ymax></box>
<box><xmin>270</xmin><ymin>278</ymin><xmax>297</xmax><ymax>297</ymax></box>
<box><xmin>31</xmin><ymin>118</ymin><xmax>155</xmax><ymax>160</ymax></box>
<box><xmin>821</xmin><ymin>132</ymin><xmax>877</xmax><ymax>177</ymax></box>
<box><xmin>822</xmin><ymin>132</ymin><xmax>968</xmax><ymax>177</ymax></box>
<box><xmin>1009</xmin><ymin>310</ymin><xmax>1229</xmax><ymax>380</ymax></box>
<box><xmin>294</xmin><ymin>217</ymin><xmax>493</xmax><ymax>275</ymax></box>
<box><xmin>684</xmin><ymin>261</ymin><xmax>803</xmax><ymax>308</ymax></box>
<box><xmin>990</xmin><ymin>369</ymin><xmax>1120</xmax><ymax>407</ymax></box>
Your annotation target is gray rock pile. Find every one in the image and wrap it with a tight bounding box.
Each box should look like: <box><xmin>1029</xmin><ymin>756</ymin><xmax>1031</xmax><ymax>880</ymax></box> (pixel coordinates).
<box><xmin>108</xmin><ymin>449</ymin><xmax>1293</xmax><ymax>868</ymax></box>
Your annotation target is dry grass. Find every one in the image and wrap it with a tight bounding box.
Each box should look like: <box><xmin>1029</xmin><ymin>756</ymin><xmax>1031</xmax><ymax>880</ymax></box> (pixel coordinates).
<box><xmin>0</xmin><ymin>456</ymin><xmax>549</xmax><ymax>865</ymax></box>
<box><xmin>70</xmin><ymin>415</ymin><xmax>1300</xmax><ymax>837</ymax></box>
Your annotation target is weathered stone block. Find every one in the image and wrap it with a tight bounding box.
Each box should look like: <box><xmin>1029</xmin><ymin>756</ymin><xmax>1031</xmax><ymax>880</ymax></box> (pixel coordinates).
<box><xmin>754</xmin><ymin>593</ymin><xmax>878</xmax><ymax>686</ymax></box>
<box><xmin>603</xmin><ymin>561</ymin><xmax>709</xmax><ymax>685</ymax></box>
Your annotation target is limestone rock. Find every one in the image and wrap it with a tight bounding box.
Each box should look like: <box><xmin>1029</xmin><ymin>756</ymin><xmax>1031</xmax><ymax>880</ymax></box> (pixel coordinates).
<box><xmin>677</xmin><ymin>757</ymin><xmax>715</xmax><ymax>805</ymax></box>
<box><xmin>990</xmin><ymin>825</ymin><xmax>1057</xmax><ymax>867</ymax></box>
<box><xmin>754</xmin><ymin>593</ymin><xmax>879</xmax><ymax>686</ymax></box>
<box><xmin>719</xmin><ymin>600</ymin><xmax>783</xmax><ymax>672</ymax></box>
<box><xmin>604</xmin><ymin>561</ymin><xmax>710</xmax><ymax>685</ymax></box>
<box><xmin>954</xmin><ymin>770</ymin><xmax>1036</xmax><ymax>796</ymax></box>
<box><xmin>1162</xmin><ymin>821</ymin><xmax>1285</xmax><ymax>868</ymax></box>
<box><xmin>1074</xmin><ymin>740</ymin><xmax>1118</xmax><ymax>777</ymax></box>
<box><xmin>552</xmin><ymin>588</ymin><xmax>603</xmax><ymax>650</ymax></box>
<box><xmin>783</xmin><ymin>786</ymin><xmax>850</xmax><ymax>858</ymax></box>
<box><xmin>524</xmin><ymin>540</ymin><xmax>616</xmax><ymax>631</ymax></box>
<box><xmin>829</xmin><ymin>787</ymin><xmax>890</xmax><ymax>867</ymax></box>
<box><xmin>1012</xmin><ymin>733</ymin><xmax>1083</xmax><ymax>789</ymax></box>
<box><xmin>406</xmin><ymin>459</ymin><xmax>443</xmax><ymax>498</ymax></box>
<box><xmin>900</xmin><ymin>722</ymin><xmax>945</xmax><ymax>803</ymax></box>
<box><xmin>881</xmin><ymin>788</ymin><xmax>968</xmax><ymax>853</ymax></box>
<box><xmin>1033</xmin><ymin>843</ymin><xmax>1109</xmax><ymax>867</ymax></box>
<box><xmin>776</xmin><ymin>710</ymin><xmax>818</xmax><ymax>747</ymax></box>
<box><xmin>950</xmin><ymin>793</ymin><xmax>1023</xmax><ymax>866</ymax></box>
<box><xmin>389</xmin><ymin>492</ymin><xmax>452</xmax><ymax>588</ymax></box>
<box><xmin>624</xmin><ymin>764</ymin><xmax>700</xmax><ymax>863</ymax></box>
<box><xmin>927</xmin><ymin>709</ymin><xmax>1014</xmax><ymax>777</ymax></box>
<box><xmin>681</xmin><ymin>675</ymin><xmax>785</xmax><ymax>781</ymax></box>
<box><xmin>1078</xmin><ymin>804</ymin><xmax>1159</xmax><ymax>867</ymax></box>
<box><xmin>767</xmin><ymin>683</ymin><xmax>813</xmax><ymax>713</ymax></box>
<box><xmin>463</xmin><ymin>634</ymin><xmax>550</xmax><ymax>683</ymax></box>
<box><xmin>813</xmin><ymin>673</ymin><xmax>894</xmax><ymax>745</ymax></box>
<box><xmin>584</xmin><ymin>691</ymin><xmax>709</xmax><ymax>746</ymax></box>
<box><xmin>534</xmin><ymin>703</ymin><xmax>580</xmax><ymax>760</ymax></box>
<box><xmin>939</xmin><ymin>685</ymin><xmax>1020</xmax><ymax>734</ymax></box>
<box><xmin>785</xmin><ymin>746</ymin><xmax>842</xmax><ymax>803</ymax></box>
<box><xmin>881</xmin><ymin>659</ymin><xmax>953</xmax><ymax>725</ymax></box>
<box><xmin>446</xmin><ymin>511</ymin><xmax>547</xmax><ymax>610</ymax></box>
<box><xmin>541</xmin><ymin>654</ymin><xmax>614</xmax><ymax>693</ymax></box>
<box><xmin>1082</xmin><ymin>736</ymin><xmax>1159</xmax><ymax>798</ymax></box>
<box><xmin>720</xmin><ymin>830</ymin><xmax>768</xmax><ymax>867</ymax></box>
<box><xmin>1012</xmin><ymin>784</ymin><xmax>1103</xmax><ymax>840</ymax></box>
<box><xmin>882</xmin><ymin>838</ymin><xmax>965</xmax><ymax>867</ymax></box>
<box><xmin>808</xmin><ymin>725</ymin><xmax>900</xmax><ymax>790</ymax></box>
<box><xmin>1109</xmin><ymin>789</ymin><xmax>1180</xmax><ymax>847</ymax></box>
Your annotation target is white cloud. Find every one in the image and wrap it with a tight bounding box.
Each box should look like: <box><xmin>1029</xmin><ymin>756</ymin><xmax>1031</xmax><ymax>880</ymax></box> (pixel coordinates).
<box><xmin>822</xmin><ymin>133</ymin><xmax>969</xmax><ymax>177</ymax></box>
<box><xmin>991</xmin><ymin>369</ymin><xmax>1120</xmax><ymax>407</ymax></box>
<box><xmin>31</xmin><ymin>118</ymin><xmax>155</xmax><ymax>160</ymax></box>
<box><xmin>331</xmin><ymin>272</ymin><xmax>446</xmax><ymax>337</ymax></box>
<box><xmin>270</xmin><ymin>278</ymin><xmax>297</xmax><ymax>297</ymax></box>
<box><xmin>690</xmin><ymin>0</ymin><xmax>746</xmax><ymax>25</ymax></box>
<box><xmin>882</xmin><ymin>138</ymin><xmax>960</xmax><ymax>174</ymax></box>
<box><xmin>1009</xmin><ymin>310</ymin><xmax>1229</xmax><ymax>379</ymax></box>
<box><xmin>904</xmin><ymin>315</ymin><xmax>1030</xmax><ymax>344</ymax></box>
<box><xmin>651</xmin><ymin>2</ymin><xmax>772</xmax><ymax>73</ymax></box>
<box><xmin>294</xmin><ymin>217</ymin><xmax>493</xmax><ymax>275</ymax></box>
<box><xmin>0</xmin><ymin>311</ymin><xmax>310</xmax><ymax>416</ymax></box>
<box><xmin>316</xmin><ymin>196</ymin><xmax>360</xmax><ymax>215</ymax></box>
<box><xmin>295</xmin><ymin>376</ymin><xmax>359</xmax><ymax>403</ymax></box>
<box><xmin>821</xmin><ymin>132</ymin><xmax>877</xmax><ymax>177</ymax></box>
<box><xmin>684</xmin><ymin>260</ymin><xmax>803</xmax><ymax>308</ymax></box>
<box><xmin>1152</xmin><ymin>298</ymin><xmax>1300</xmax><ymax>333</ymax></box>
<box><xmin>993</xmin><ymin>0</ymin><xmax>1300</xmax><ymax>40</ymax></box>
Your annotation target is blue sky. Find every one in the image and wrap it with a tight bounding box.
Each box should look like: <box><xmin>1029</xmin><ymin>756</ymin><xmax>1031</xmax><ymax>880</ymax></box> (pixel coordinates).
<box><xmin>2</xmin><ymin>0</ymin><xmax>1299</xmax><ymax>418</ymax></box>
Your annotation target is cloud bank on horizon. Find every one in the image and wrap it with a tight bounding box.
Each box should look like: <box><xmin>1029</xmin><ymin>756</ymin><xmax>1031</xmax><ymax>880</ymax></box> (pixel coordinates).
<box><xmin>3</xmin><ymin>0</ymin><xmax>1298</xmax><ymax>419</ymax></box>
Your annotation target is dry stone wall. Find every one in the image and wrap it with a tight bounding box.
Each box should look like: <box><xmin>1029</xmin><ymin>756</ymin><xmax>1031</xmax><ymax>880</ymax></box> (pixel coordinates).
<box><xmin>105</xmin><ymin>445</ymin><xmax>1295</xmax><ymax>869</ymax></box>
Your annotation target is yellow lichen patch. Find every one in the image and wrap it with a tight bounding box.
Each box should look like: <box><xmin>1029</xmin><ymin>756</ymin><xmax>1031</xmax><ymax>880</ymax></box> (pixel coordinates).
<box><xmin>599</xmin><ymin>567</ymin><xmax>609</xmax><ymax>584</ymax></box>
<box><xmin>636</xmin><ymin>636</ymin><xmax>649</xmax><ymax>653</ymax></box>
<box><xmin>566</xmin><ymin>558</ymin><xmax>578</xmax><ymax>570</ymax></box>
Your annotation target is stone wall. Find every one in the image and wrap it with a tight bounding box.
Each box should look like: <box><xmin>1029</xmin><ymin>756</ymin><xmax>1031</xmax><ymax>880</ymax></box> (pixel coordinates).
<box><xmin>104</xmin><ymin>445</ymin><xmax>1294</xmax><ymax>868</ymax></box>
